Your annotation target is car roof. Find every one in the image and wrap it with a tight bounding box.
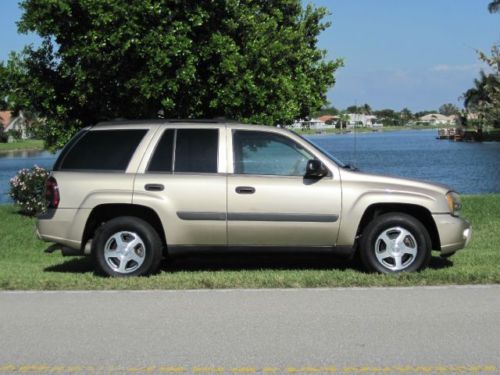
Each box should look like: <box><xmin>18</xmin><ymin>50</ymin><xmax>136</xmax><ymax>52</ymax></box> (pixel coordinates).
<box><xmin>94</xmin><ymin>119</ymin><xmax>237</xmax><ymax>126</ymax></box>
<box><xmin>92</xmin><ymin>119</ymin><xmax>290</xmax><ymax>133</ymax></box>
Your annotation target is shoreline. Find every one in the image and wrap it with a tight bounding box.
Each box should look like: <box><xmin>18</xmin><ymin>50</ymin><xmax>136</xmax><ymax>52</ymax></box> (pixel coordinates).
<box><xmin>293</xmin><ymin>125</ymin><xmax>442</xmax><ymax>136</ymax></box>
<box><xmin>0</xmin><ymin>140</ymin><xmax>45</xmax><ymax>154</ymax></box>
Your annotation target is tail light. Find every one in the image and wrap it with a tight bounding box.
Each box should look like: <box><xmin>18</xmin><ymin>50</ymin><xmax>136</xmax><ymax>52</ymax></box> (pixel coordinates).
<box><xmin>45</xmin><ymin>177</ymin><xmax>60</xmax><ymax>209</ymax></box>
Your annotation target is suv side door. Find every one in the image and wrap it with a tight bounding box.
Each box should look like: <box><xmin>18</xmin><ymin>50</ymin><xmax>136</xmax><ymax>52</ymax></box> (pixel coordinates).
<box><xmin>133</xmin><ymin>126</ymin><xmax>227</xmax><ymax>247</ymax></box>
<box><xmin>227</xmin><ymin>129</ymin><xmax>342</xmax><ymax>248</ymax></box>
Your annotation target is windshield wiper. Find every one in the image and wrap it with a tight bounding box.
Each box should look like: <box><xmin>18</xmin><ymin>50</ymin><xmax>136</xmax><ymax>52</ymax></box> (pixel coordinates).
<box><xmin>343</xmin><ymin>164</ymin><xmax>359</xmax><ymax>171</ymax></box>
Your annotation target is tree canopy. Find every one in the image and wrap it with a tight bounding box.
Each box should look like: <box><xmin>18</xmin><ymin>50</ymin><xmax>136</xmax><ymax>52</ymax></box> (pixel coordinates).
<box><xmin>0</xmin><ymin>0</ymin><xmax>342</xmax><ymax>148</ymax></box>
<box><xmin>438</xmin><ymin>103</ymin><xmax>460</xmax><ymax>117</ymax></box>
<box><xmin>489</xmin><ymin>0</ymin><xmax>500</xmax><ymax>13</ymax></box>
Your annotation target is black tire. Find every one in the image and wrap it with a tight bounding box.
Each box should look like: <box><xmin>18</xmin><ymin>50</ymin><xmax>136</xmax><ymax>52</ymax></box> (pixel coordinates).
<box><xmin>359</xmin><ymin>212</ymin><xmax>431</xmax><ymax>273</ymax></box>
<box><xmin>93</xmin><ymin>216</ymin><xmax>163</xmax><ymax>277</ymax></box>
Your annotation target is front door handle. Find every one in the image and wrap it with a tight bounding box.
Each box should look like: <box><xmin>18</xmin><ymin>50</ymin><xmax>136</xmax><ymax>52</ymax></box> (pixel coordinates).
<box><xmin>145</xmin><ymin>184</ymin><xmax>164</xmax><ymax>192</ymax></box>
<box><xmin>235</xmin><ymin>186</ymin><xmax>255</xmax><ymax>194</ymax></box>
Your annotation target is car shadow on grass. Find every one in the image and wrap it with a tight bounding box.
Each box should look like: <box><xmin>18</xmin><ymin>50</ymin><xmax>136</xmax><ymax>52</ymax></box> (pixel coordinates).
<box><xmin>44</xmin><ymin>251</ymin><xmax>453</xmax><ymax>274</ymax></box>
<box><xmin>163</xmin><ymin>253</ymin><xmax>361</xmax><ymax>272</ymax></box>
<box><xmin>44</xmin><ymin>256</ymin><xmax>95</xmax><ymax>274</ymax></box>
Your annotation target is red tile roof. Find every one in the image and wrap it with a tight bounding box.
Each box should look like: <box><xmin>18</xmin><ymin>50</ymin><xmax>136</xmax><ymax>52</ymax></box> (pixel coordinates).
<box><xmin>0</xmin><ymin>111</ymin><xmax>12</xmax><ymax>129</ymax></box>
<box><xmin>318</xmin><ymin>115</ymin><xmax>338</xmax><ymax>123</ymax></box>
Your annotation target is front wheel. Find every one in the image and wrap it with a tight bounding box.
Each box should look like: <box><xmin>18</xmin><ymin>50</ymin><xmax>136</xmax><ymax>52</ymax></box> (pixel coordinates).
<box><xmin>359</xmin><ymin>213</ymin><xmax>431</xmax><ymax>273</ymax></box>
<box><xmin>93</xmin><ymin>216</ymin><xmax>163</xmax><ymax>277</ymax></box>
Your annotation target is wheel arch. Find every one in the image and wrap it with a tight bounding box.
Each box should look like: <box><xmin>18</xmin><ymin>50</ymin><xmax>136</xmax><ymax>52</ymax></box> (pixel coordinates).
<box><xmin>356</xmin><ymin>203</ymin><xmax>441</xmax><ymax>251</ymax></box>
<box><xmin>82</xmin><ymin>204</ymin><xmax>166</xmax><ymax>249</ymax></box>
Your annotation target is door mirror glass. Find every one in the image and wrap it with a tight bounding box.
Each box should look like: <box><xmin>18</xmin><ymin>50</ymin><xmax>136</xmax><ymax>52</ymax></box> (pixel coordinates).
<box><xmin>305</xmin><ymin>159</ymin><xmax>328</xmax><ymax>178</ymax></box>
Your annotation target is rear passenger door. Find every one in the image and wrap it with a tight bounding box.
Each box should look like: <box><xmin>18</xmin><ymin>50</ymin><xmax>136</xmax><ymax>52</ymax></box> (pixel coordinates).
<box><xmin>133</xmin><ymin>127</ymin><xmax>227</xmax><ymax>247</ymax></box>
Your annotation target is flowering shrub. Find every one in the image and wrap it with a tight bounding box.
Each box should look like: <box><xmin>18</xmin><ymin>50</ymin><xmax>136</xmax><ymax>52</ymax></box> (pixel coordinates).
<box><xmin>9</xmin><ymin>165</ymin><xmax>50</xmax><ymax>216</ymax></box>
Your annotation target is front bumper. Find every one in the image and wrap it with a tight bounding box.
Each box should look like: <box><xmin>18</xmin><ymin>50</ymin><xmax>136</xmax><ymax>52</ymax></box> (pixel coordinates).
<box><xmin>432</xmin><ymin>214</ymin><xmax>472</xmax><ymax>255</ymax></box>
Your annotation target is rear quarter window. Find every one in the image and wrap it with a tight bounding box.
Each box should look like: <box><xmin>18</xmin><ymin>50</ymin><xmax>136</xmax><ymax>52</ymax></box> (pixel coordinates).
<box><xmin>54</xmin><ymin>129</ymin><xmax>147</xmax><ymax>171</ymax></box>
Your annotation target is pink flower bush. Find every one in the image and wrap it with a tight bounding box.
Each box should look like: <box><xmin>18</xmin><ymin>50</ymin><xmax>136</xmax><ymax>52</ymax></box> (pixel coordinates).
<box><xmin>9</xmin><ymin>165</ymin><xmax>50</xmax><ymax>216</ymax></box>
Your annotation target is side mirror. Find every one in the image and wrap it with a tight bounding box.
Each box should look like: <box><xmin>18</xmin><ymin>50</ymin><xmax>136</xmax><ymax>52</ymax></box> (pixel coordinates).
<box><xmin>305</xmin><ymin>159</ymin><xmax>328</xmax><ymax>178</ymax></box>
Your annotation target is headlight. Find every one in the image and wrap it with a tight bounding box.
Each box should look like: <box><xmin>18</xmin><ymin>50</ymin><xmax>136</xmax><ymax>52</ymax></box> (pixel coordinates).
<box><xmin>446</xmin><ymin>191</ymin><xmax>462</xmax><ymax>216</ymax></box>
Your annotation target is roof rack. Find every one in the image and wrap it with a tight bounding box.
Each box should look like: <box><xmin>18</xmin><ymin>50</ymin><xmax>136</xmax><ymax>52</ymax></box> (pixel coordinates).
<box><xmin>94</xmin><ymin>118</ymin><xmax>238</xmax><ymax>126</ymax></box>
<box><xmin>166</xmin><ymin>118</ymin><xmax>237</xmax><ymax>123</ymax></box>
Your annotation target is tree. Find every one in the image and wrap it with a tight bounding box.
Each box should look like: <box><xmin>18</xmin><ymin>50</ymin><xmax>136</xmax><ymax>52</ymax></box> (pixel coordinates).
<box><xmin>313</xmin><ymin>106</ymin><xmax>339</xmax><ymax>117</ymax></box>
<box><xmin>488</xmin><ymin>0</ymin><xmax>500</xmax><ymax>13</ymax></box>
<box><xmin>0</xmin><ymin>0</ymin><xmax>342</xmax><ymax>148</ymax></box>
<box><xmin>345</xmin><ymin>103</ymin><xmax>371</xmax><ymax>115</ymax></box>
<box><xmin>474</xmin><ymin>46</ymin><xmax>500</xmax><ymax>128</ymax></box>
<box><xmin>372</xmin><ymin>108</ymin><xmax>405</xmax><ymax>126</ymax></box>
<box><xmin>360</xmin><ymin>103</ymin><xmax>372</xmax><ymax>115</ymax></box>
<box><xmin>438</xmin><ymin>103</ymin><xmax>460</xmax><ymax>116</ymax></box>
<box><xmin>400</xmin><ymin>107</ymin><xmax>413</xmax><ymax>121</ymax></box>
<box><xmin>337</xmin><ymin>112</ymin><xmax>350</xmax><ymax>129</ymax></box>
<box><xmin>463</xmin><ymin>71</ymin><xmax>495</xmax><ymax>109</ymax></box>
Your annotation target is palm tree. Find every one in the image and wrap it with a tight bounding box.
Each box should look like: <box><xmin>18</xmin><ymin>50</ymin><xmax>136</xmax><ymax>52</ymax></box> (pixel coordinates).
<box><xmin>362</xmin><ymin>103</ymin><xmax>372</xmax><ymax>115</ymax></box>
<box><xmin>337</xmin><ymin>113</ymin><xmax>350</xmax><ymax>131</ymax></box>
<box><xmin>488</xmin><ymin>0</ymin><xmax>500</xmax><ymax>13</ymax></box>
<box><xmin>463</xmin><ymin>71</ymin><xmax>496</xmax><ymax>109</ymax></box>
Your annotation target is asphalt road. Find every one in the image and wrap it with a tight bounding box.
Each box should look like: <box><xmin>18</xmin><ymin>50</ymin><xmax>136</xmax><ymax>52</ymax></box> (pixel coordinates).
<box><xmin>0</xmin><ymin>286</ymin><xmax>499</xmax><ymax>374</ymax></box>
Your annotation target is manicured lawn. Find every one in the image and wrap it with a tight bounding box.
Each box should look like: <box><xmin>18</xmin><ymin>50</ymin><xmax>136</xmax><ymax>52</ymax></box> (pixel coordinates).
<box><xmin>0</xmin><ymin>139</ymin><xmax>44</xmax><ymax>152</ymax></box>
<box><xmin>0</xmin><ymin>195</ymin><xmax>498</xmax><ymax>290</ymax></box>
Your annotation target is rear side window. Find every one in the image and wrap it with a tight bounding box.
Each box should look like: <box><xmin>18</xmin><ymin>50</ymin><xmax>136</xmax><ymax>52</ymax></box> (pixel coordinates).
<box><xmin>56</xmin><ymin>129</ymin><xmax>147</xmax><ymax>171</ymax></box>
<box><xmin>148</xmin><ymin>128</ymin><xmax>219</xmax><ymax>173</ymax></box>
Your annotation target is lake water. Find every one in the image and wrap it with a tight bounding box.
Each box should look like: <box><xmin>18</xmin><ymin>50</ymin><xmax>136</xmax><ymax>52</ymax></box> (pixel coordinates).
<box><xmin>0</xmin><ymin>129</ymin><xmax>499</xmax><ymax>204</ymax></box>
<box><xmin>0</xmin><ymin>150</ymin><xmax>58</xmax><ymax>204</ymax></box>
<box><xmin>310</xmin><ymin>129</ymin><xmax>500</xmax><ymax>194</ymax></box>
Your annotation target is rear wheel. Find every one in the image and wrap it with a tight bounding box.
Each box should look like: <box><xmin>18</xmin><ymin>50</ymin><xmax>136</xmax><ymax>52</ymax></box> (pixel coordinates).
<box><xmin>360</xmin><ymin>213</ymin><xmax>431</xmax><ymax>273</ymax></box>
<box><xmin>93</xmin><ymin>217</ymin><xmax>162</xmax><ymax>277</ymax></box>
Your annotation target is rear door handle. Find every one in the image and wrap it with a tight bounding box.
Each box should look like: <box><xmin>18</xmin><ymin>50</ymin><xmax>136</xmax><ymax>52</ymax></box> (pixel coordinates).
<box><xmin>145</xmin><ymin>184</ymin><xmax>164</xmax><ymax>192</ymax></box>
<box><xmin>235</xmin><ymin>186</ymin><xmax>255</xmax><ymax>194</ymax></box>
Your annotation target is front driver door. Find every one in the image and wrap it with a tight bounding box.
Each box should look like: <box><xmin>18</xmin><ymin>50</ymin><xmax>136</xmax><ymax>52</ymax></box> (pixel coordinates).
<box><xmin>227</xmin><ymin>130</ymin><xmax>342</xmax><ymax>248</ymax></box>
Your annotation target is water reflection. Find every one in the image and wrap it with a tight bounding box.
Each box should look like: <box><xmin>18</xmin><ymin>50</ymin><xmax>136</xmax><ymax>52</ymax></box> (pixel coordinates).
<box><xmin>0</xmin><ymin>149</ymin><xmax>56</xmax><ymax>159</ymax></box>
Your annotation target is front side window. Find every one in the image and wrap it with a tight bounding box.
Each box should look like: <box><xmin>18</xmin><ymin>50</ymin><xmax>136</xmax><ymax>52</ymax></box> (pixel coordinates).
<box><xmin>233</xmin><ymin>130</ymin><xmax>313</xmax><ymax>176</ymax></box>
<box><xmin>56</xmin><ymin>129</ymin><xmax>147</xmax><ymax>171</ymax></box>
<box><xmin>148</xmin><ymin>128</ymin><xmax>219</xmax><ymax>173</ymax></box>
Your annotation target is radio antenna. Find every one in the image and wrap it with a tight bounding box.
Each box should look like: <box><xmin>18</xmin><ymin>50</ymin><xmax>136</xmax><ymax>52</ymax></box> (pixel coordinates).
<box><xmin>353</xmin><ymin>100</ymin><xmax>358</xmax><ymax>168</ymax></box>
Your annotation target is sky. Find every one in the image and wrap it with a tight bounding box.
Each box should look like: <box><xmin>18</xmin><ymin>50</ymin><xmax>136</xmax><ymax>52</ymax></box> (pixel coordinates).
<box><xmin>0</xmin><ymin>0</ymin><xmax>499</xmax><ymax>112</ymax></box>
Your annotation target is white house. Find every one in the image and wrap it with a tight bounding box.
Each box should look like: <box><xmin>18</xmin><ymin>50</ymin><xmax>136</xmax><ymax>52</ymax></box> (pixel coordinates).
<box><xmin>419</xmin><ymin>113</ymin><xmax>457</xmax><ymax>126</ymax></box>
<box><xmin>347</xmin><ymin>114</ymin><xmax>382</xmax><ymax>128</ymax></box>
<box><xmin>0</xmin><ymin>111</ymin><xmax>31</xmax><ymax>140</ymax></box>
<box><xmin>291</xmin><ymin>118</ymin><xmax>329</xmax><ymax>129</ymax></box>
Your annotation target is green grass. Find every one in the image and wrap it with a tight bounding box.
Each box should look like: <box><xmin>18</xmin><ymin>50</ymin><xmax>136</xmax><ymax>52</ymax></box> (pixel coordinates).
<box><xmin>0</xmin><ymin>195</ymin><xmax>499</xmax><ymax>290</ymax></box>
<box><xmin>0</xmin><ymin>139</ymin><xmax>44</xmax><ymax>152</ymax></box>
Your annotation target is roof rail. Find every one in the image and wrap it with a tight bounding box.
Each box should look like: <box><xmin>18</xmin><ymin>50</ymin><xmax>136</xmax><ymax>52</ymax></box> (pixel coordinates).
<box><xmin>94</xmin><ymin>118</ymin><xmax>238</xmax><ymax>126</ymax></box>
<box><xmin>166</xmin><ymin>118</ymin><xmax>237</xmax><ymax>123</ymax></box>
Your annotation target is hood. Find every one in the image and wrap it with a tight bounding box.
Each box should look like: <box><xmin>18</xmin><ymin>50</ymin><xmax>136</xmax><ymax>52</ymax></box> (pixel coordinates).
<box><xmin>339</xmin><ymin>168</ymin><xmax>452</xmax><ymax>196</ymax></box>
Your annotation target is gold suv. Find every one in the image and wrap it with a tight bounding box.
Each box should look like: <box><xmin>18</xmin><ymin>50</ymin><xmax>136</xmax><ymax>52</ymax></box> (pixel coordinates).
<box><xmin>37</xmin><ymin>120</ymin><xmax>472</xmax><ymax>276</ymax></box>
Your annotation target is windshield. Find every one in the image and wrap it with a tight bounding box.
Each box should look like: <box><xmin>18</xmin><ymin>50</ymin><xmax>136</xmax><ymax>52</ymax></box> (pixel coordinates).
<box><xmin>291</xmin><ymin>131</ymin><xmax>347</xmax><ymax>168</ymax></box>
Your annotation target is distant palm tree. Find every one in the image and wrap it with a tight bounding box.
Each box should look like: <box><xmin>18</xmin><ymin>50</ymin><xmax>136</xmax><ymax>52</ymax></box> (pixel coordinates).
<box><xmin>463</xmin><ymin>71</ymin><xmax>496</xmax><ymax>109</ymax></box>
<box><xmin>489</xmin><ymin>0</ymin><xmax>500</xmax><ymax>13</ymax></box>
<box><xmin>361</xmin><ymin>103</ymin><xmax>372</xmax><ymax>115</ymax></box>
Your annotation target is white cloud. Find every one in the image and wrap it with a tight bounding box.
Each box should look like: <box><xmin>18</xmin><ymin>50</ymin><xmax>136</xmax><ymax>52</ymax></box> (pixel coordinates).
<box><xmin>430</xmin><ymin>63</ymin><xmax>483</xmax><ymax>72</ymax></box>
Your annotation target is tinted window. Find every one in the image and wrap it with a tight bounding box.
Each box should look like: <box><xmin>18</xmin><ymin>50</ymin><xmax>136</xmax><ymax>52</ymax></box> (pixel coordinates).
<box><xmin>175</xmin><ymin>129</ymin><xmax>218</xmax><ymax>173</ymax></box>
<box><xmin>58</xmin><ymin>129</ymin><xmax>147</xmax><ymax>171</ymax></box>
<box><xmin>233</xmin><ymin>131</ymin><xmax>313</xmax><ymax>176</ymax></box>
<box><xmin>148</xmin><ymin>130</ymin><xmax>174</xmax><ymax>172</ymax></box>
